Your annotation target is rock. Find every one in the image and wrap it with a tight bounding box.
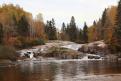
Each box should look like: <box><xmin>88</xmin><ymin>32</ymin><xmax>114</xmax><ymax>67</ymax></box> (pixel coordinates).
<box><xmin>43</xmin><ymin>47</ymin><xmax>84</xmax><ymax>59</ymax></box>
<box><xmin>87</xmin><ymin>54</ymin><xmax>101</xmax><ymax>59</ymax></box>
<box><xmin>78</xmin><ymin>40</ymin><xmax>109</xmax><ymax>56</ymax></box>
<box><xmin>17</xmin><ymin>41</ymin><xmax>86</xmax><ymax>60</ymax></box>
<box><xmin>105</xmin><ymin>54</ymin><xmax>118</xmax><ymax>61</ymax></box>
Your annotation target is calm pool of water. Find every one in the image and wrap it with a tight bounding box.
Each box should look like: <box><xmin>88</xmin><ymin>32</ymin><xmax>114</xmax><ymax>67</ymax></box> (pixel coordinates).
<box><xmin>0</xmin><ymin>59</ymin><xmax>121</xmax><ymax>81</ymax></box>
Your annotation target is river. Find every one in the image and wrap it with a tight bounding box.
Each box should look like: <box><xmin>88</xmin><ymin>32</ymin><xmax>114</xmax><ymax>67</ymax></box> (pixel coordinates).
<box><xmin>0</xmin><ymin>59</ymin><xmax>121</xmax><ymax>81</ymax></box>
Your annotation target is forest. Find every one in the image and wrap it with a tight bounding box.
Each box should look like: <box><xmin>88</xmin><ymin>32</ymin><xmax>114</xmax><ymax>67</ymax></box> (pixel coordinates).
<box><xmin>1</xmin><ymin>1</ymin><xmax>121</xmax><ymax>81</ymax></box>
<box><xmin>0</xmin><ymin>0</ymin><xmax>121</xmax><ymax>53</ymax></box>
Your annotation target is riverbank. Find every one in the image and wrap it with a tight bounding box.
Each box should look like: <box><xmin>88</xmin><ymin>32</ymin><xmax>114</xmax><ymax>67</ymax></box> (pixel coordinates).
<box><xmin>17</xmin><ymin>40</ymin><xmax>116</xmax><ymax>61</ymax></box>
<box><xmin>0</xmin><ymin>40</ymin><xmax>119</xmax><ymax>63</ymax></box>
<box><xmin>17</xmin><ymin>40</ymin><xmax>84</xmax><ymax>60</ymax></box>
<box><xmin>0</xmin><ymin>40</ymin><xmax>86</xmax><ymax>64</ymax></box>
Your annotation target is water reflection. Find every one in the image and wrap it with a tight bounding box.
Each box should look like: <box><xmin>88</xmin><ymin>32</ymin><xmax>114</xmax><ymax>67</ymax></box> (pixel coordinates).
<box><xmin>0</xmin><ymin>60</ymin><xmax>121</xmax><ymax>81</ymax></box>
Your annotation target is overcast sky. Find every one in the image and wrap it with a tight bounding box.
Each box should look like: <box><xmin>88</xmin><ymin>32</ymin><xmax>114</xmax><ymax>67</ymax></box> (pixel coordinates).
<box><xmin>0</xmin><ymin>0</ymin><xmax>118</xmax><ymax>28</ymax></box>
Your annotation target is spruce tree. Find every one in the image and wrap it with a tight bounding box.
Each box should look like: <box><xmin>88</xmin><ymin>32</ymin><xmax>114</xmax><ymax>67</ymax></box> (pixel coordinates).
<box><xmin>61</xmin><ymin>22</ymin><xmax>68</xmax><ymax>40</ymax></box>
<box><xmin>17</xmin><ymin>15</ymin><xmax>29</xmax><ymax>37</ymax></box>
<box><xmin>101</xmin><ymin>9</ymin><xmax>107</xmax><ymax>26</ymax></box>
<box><xmin>69</xmin><ymin>16</ymin><xmax>78</xmax><ymax>42</ymax></box>
<box><xmin>83</xmin><ymin>22</ymin><xmax>88</xmax><ymax>43</ymax></box>
<box><xmin>45</xmin><ymin>19</ymin><xmax>57</xmax><ymax>40</ymax></box>
<box><xmin>79</xmin><ymin>28</ymin><xmax>83</xmax><ymax>42</ymax></box>
<box><xmin>45</xmin><ymin>20</ymin><xmax>50</xmax><ymax>39</ymax></box>
<box><xmin>51</xmin><ymin>18</ymin><xmax>57</xmax><ymax>40</ymax></box>
<box><xmin>101</xmin><ymin>9</ymin><xmax>107</xmax><ymax>39</ymax></box>
<box><xmin>61</xmin><ymin>22</ymin><xmax>66</xmax><ymax>32</ymax></box>
<box><xmin>111</xmin><ymin>0</ymin><xmax>121</xmax><ymax>52</ymax></box>
<box><xmin>93</xmin><ymin>20</ymin><xmax>96</xmax><ymax>26</ymax></box>
<box><xmin>93</xmin><ymin>20</ymin><xmax>97</xmax><ymax>41</ymax></box>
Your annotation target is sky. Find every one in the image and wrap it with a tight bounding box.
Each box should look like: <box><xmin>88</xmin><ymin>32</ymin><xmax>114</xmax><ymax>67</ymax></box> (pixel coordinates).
<box><xmin>0</xmin><ymin>0</ymin><xmax>118</xmax><ymax>29</ymax></box>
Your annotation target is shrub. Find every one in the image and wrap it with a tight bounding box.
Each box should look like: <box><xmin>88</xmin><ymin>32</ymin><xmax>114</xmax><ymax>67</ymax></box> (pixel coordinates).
<box><xmin>12</xmin><ymin>37</ymin><xmax>45</xmax><ymax>49</ymax></box>
<box><xmin>32</xmin><ymin>38</ymin><xmax>45</xmax><ymax>45</ymax></box>
<box><xmin>0</xmin><ymin>45</ymin><xmax>18</xmax><ymax>61</ymax></box>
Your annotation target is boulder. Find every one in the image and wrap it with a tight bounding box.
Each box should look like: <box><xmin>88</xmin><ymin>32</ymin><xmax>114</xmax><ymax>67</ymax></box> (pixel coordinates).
<box><xmin>43</xmin><ymin>46</ymin><xmax>84</xmax><ymax>59</ymax></box>
<box><xmin>78</xmin><ymin>40</ymin><xmax>109</xmax><ymax>56</ymax></box>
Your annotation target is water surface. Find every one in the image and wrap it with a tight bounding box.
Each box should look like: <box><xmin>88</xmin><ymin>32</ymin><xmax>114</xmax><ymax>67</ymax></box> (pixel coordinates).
<box><xmin>0</xmin><ymin>59</ymin><xmax>121</xmax><ymax>81</ymax></box>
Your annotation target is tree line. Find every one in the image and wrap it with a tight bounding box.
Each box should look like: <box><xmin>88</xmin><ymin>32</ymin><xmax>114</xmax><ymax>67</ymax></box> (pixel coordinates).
<box><xmin>60</xmin><ymin>16</ymin><xmax>88</xmax><ymax>43</ymax></box>
<box><xmin>0</xmin><ymin>4</ymin><xmax>46</xmax><ymax>48</ymax></box>
<box><xmin>87</xmin><ymin>0</ymin><xmax>121</xmax><ymax>53</ymax></box>
<box><xmin>45</xmin><ymin>0</ymin><xmax>121</xmax><ymax>53</ymax></box>
<box><xmin>44</xmin><ymin>16</ymin><xmax>88</xmax><ymax>43</ymax></box>
<box><xmin>1</xmin><ymin>0</ymin><xmax>121</xmax><ymax>54</ymax></box>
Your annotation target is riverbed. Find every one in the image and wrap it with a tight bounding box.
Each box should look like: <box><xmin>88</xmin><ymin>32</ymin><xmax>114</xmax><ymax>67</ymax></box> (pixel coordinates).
<box><xmin>0</xmin><ymin>59</ymin><xmax>121</xmax><ymax>81</ymax></box>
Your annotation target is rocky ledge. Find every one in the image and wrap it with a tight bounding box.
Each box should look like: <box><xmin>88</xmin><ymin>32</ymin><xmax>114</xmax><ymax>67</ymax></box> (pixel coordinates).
<box><xmin>78</xmin><ymin>40</ymin><xmax>109</xmax><ymax>56</ymax></box>
<box><xmin>42</xmin><ymin>46</ymin><xmax>84</xmax><ymax>59</ymax></box>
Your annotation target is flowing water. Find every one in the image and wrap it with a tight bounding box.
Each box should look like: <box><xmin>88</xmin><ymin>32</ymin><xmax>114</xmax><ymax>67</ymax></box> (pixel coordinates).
<box><xmin>0</xmin><ymin>59</ymin><xmax>121</xmax><ymax>81</ymax></box>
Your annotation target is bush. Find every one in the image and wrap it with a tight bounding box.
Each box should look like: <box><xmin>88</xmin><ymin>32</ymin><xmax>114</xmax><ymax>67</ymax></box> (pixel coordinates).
<box><xmin>0</xmin><ymin>45</ymin><xmax>18</xmax><ymax>61</ymax></box>
<box><xmin>32</xmin><ymin>38</ymin><xmax>45</xmax><ymax>45</ymax></box>
<box><xmin>44</xmin><ymin>47</ymin><xmax>81</xmax><ymax>57</ymax></box>
<box><xmin>12</xmin><ymin>37</ymin><xmax>45</xmax><ymax>49</ymax></box>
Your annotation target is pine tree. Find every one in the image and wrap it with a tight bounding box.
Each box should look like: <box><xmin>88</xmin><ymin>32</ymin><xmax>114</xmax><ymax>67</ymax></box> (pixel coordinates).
<box><xmin>101</xmin><ymin>9</ymin><xmax>107</xmax><ymax>26</ymax></box>
<box><xmin>45</xmin><ymin>19</ymin><xmax>57</xmax><ymax>40</ymax></box>
<box><xmin>78</xmin><ymin>28</ymin><xmax>83</xmax><ymax>43</ymax></box>
<box><xmin>93</xmin><ymin>20</ymin><xmax>97</xmax><ymax>41</ymax></box>
<box><xmin>51</xmin><ymin>18</ymin><xmax>57</xmax><ymax>40</ymax></box>
<box><xmin>101</xmin><ymin>9</ymin><xmax>107</xmax><ymax>39</ymax></box>
<box><xmin>17</xmin><ymin>15</ymin><xmax>29</xmax><ymax>37</ymax></box>
<box><xmin>83</xmin><ymin>22</ymin><xmax>88</xmax><ymax>43</ymax></box>
<box><xmin>69</xmin><ymin>16</ymin><xmax>78</xmax><ymax>42</ymax></box>
<box><xmin>45</xmin><ymin>20</ymin><xmax>49</xmax><ymax>39</ymax></box>
<box><xmin>61</xmin><ymin>22</ymin><xmax>68</xmax><ymax>40</ymax></box>
<box><xmin>61</xmin><ymin>22</ymin><xmax>66</xmax><ymax>32</ymax></box>
<box><xmin>93</xmin><ymin>20</ymin><xmax>96</xmax><ymax>26</ymax></box>
<box><xmin>110</xmin><ymin>0</ymin><xmax>121</xmax><ymax>52</ymax></box>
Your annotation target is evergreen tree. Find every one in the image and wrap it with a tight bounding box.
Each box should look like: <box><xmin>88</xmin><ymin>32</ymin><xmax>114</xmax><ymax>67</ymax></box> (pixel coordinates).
<box><xmin>48</xmin><ymin>21</ymin><xmax>53</xmax><ymax>40</ymax></box>
<box><xmin>93</xmin><ymin>20</ymin><xmax>96</xmax><ymax>26</ymax></box>
<box><xmin>61</xmin><ymin>22</ymin><xmax>68</xmax><ymax>40</ymax></box>
<box><xmin>111</xmin><ymin>0</ymin><xmax>121</xmax><ymax>52</ymax></box>
<box><xmin>17</xmin><ymin>15</ymin><xmax>29</xmax><ymax>37</ymax></box>
<box><xmin>83</xmin><ymin>22</ymin><xmax>88</xmax><ymax>43</ymax></box>
<box><xmin>45</xmin><ymin>19</ymin><xmax>57</xmax><ymax>40</ymax></box>
<box><xmin>69</xmin><ymin>16</ymin><xmax>78</xmax><ymax>42</ymax></box>
<box><xmin>93</xmin><ymin>20</ymin><xmax>97</xmax><ymax>41</ymax></box>
<box><xmin>0</xmin><ymin>23</ymin><xmax>3</xmax><ymax>44</ymax></box>
<box><xmin>78</xmin><ymin>28</ymin><xmax>83</xmax><ymax>42</ymax></box>
<box><xmin>66</xmin><ymin>24</ymin><xmax>70</xmax><ymax>35</ymax></box>
<box><xmin>101</xmin><ymin>9</ymin><xmax>107</xmax><ymax>39</ymax></box>
<box><xmin>101</xmin><ymin>9</ymin><xmax>107</xmax><ymax>26</ymax></box>
<box><xmin>45</xmin><ymin>20</ymin><xmax>49</xmax><ymax>38</ymax></box>
<box><xmin>61</xmin><ymin>22</ymin><xmax>66</xmax><ymax>32</ymax></box>
<box><xmin>51</xmin><ymin>18</ymin><xmax>57</xmax><ymax>40</ymax></box>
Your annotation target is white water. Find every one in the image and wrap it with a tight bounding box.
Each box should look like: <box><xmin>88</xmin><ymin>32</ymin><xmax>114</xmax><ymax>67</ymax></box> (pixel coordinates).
<box><xmin>18</xmin><ymin>41</ymin><xmax>104</xmax><ymax>62</ymax></box>
<box><xmin>61</xmin><ymin>43</ymin><xmax>83</xmax><ymax>51</ymax></box>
